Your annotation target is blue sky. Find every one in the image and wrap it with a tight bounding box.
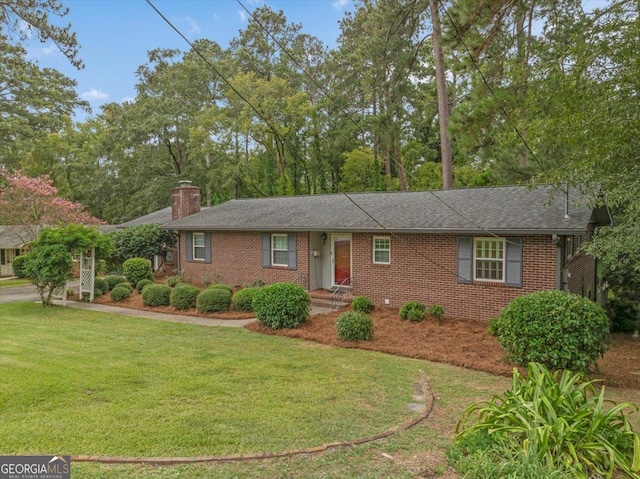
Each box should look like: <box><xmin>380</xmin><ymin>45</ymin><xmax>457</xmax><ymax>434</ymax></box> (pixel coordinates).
<box><xmin>24</xmin><ymin>0</ymin><xmax>353</xmax><ymax>119</ymax></box>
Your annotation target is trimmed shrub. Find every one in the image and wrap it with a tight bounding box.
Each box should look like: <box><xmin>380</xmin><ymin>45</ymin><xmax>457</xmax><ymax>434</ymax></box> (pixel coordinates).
<box><xmin>110</xmin><ymin>284</ymin><xmax>131</xmax><ymax>302</ymax></box>
<box><xmin>136</xmin><ymin>279</ymin><xmax>154</xmax><ymax>292</ymax></box>
<box><xmin>207</xmin><ymin>283</ymin><xmax>234</xmax><ymax>295</ymax></box>
<box><xmin>233</xmin><ymin>287</ymin><xmax>258</xmax><ymax>312</ymax></box>
<box><xmin>399</xmin><ymin>301</ymin><xmax>427</xmax><ymax>322</ymax></box>
<box><xmin>252</xmin><ymin>282</ymin><xmax>310</xmax><ymax>329</ymax></box>
<box><xmin>12</xmin><ymin>254</ymin><xmax>28</xmax><ymax>278</ymax></box>
<box><xmin>196</xmin><ymin>288</ymin><xmax>232</xmax><ymax>313</ymax></box>
<box><xmin>165</xmin><ymin>275</ymin><xmax>183</xmax><ymax>287</ymax></box>
<box><xmin>170</xmin><ymin>283</ymin><xmax>201</xmax><ymax>310</ymax></box>
<box><xmin>351</xmin><ymin>295</ymin><xmax>374</xmax><ymax>313</ymax></box>
<box><xmin>428</xmin><ymin>304</ymin><xmax>445</xmax><ymax>320</ymax></box>
<box><xmin>122</xmin><ymin>257</ymin><xmax>153</xmax><ymax>286</ymax></box>
<box><xmin>494</xmin><ymin>290</ymin><xmax>610</xmax><ymax>372</ymax></box>
<box><xmin>142</xmin><ymin>284</ymin><xmax>172</xmax><ymax>306</ymax></box>
<box><xmin>93</xmin><ymin>277</ymin><xmax>108</xmax><ymax>296</ymax></box>
<box><xmin>455</xmin><ymin>363</ymin><xmax>640</xmax><ymax>478</ymax></box>
<box><xmin>606</xmin><ymin>298</ymin><xmax>638</xmax><ymax>333</ymax></box>
<box><xmin>336</xmin><ymin>311</ymin><xmax>373</xmax><ymax>341</ymax></box>
<box><xmin>117</xmin><ymin>282</ymin><xmax>133</xmax><ymax>292</ymax></box>
<box><xmin>487</xmin><ymin>317</ymin><xmax>501</xmax><ymax>337</ymax></box>
<box><xmin>104</xmin><ymin>275</ymin><xmax>127</xmax><ymax>290</ymax></box>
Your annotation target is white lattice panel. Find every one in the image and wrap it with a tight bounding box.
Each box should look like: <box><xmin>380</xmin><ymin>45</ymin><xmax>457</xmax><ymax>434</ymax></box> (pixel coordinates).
<box><xmin>80</xmin><ymin>248</ymin><xmax>95</xmax><ymax>301</ymax></box>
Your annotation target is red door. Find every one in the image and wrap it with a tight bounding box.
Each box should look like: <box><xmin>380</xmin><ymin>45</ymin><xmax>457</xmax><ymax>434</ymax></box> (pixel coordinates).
<box><xmin>334</xmin><ymin>237</ymin><xmax>351</xmax><ymax>286</ymax></box>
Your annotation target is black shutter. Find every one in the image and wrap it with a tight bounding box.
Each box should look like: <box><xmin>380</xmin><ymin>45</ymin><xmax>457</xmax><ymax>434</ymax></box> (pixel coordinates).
<box><xmin>186</xmin><ymin>232</ymin><xmax>193</xmax><ymax>262</ymax></box>
<box><xmin>505</xmin><ymin>237</ymin><xmax>523</xmax><ymax>287</ymax></box>
<box><xmin>204</xmin><ymin>233</ymin><xmax>212</xmax><ymax>264</ymax></box>
<box><xmin>457</xmin><ymin>237</ymin><xmax>472</xmax><ymax>284</ymax></box>
<box><xmin>262</xmin><ymin>233</ymin><xmax>271</xmax><ymax>268</ymax></box>
<box><xmin>287</xmin><ymin>234</ymin><xmax>297</xmax><ymax>270</ymax></box>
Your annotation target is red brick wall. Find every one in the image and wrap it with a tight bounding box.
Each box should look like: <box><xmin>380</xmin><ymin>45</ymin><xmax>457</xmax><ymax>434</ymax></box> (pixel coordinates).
<box><xmin>351</xmin><ymin>233</ymin><xmax>558</xmax><ymax>321</ymax></box>
<box><xmin>171</xmin><ymin>185</ymin><xmax>201</xmax><ymax>220</ymax></box>
<box><xmin>178</xmin><ymin>231</ymin><xmax>310</xmax><ymax>289</ymax></box>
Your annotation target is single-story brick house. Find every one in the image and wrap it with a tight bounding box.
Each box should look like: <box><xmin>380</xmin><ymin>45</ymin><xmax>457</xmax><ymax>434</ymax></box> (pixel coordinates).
<box><xmin>161</xmin><ymin>182</ymin><xmax>610</xmax><ymax>320</ymax></box>
<box><xmin>0</xmin><ymin>226</ymin><xmax>29</xmax><ymax>276</ymax></box>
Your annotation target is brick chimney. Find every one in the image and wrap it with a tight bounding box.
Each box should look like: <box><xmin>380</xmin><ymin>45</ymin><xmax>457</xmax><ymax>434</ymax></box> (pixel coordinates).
<box><xmin>171</xmin><ymin>180</ymin><xmax>201</xmax><ymax>220</ymax></box>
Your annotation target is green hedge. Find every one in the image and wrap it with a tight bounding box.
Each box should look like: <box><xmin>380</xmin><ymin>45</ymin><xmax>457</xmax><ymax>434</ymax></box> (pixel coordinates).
<box><xmin>351</xmin><ymin>296</ymin><xmax>374</xmax><ymax>313</ymax></box>
<box><xmin>232</xmin><ymin>287</ymin><xmax>258</xmax><ymax>312</ymax></box>
<box><xmin>110</xmin><ymin>284</ymin><xmax>132</xmax><ymax>302</ymax></box>
<box><xmin>122</xmin><ymin>257</ymin><xmax>153</xmax><ymax>286</ymax></box>
<box><xmin>207</xmin><ymin>283</ymin><xmax>234</xmax><ymax>295</ymax></box>
<box><xmin>252</xmin><ymin>282</ymin><xmax>310</xmax><ymax>329</ymax></box>
<box><xmin>170</xmin><ymin>283</ymin><xmax>201</xmax><ymax>310</ymax></box>
<box><xmin>136</xmin><ymin>279</ymin><xmax>154</xmax><ymax>292</ymax></box>
<box><xmin>399</xmin><ymin>301</ymin><xmax>427</xmax><ymax>322</ymax></box>
<box><xmin>142</xmin><ymin>284</ymin><xmax>172</xmax><ymax>307</ymax></box>
<box><xmin>336</xmin><ymin>311</ymin><xmax>373</xmax><ymax>341</ymax></box>
<box><xmin>197</xmin><ymin>288</ymin><xmax>232</xmax><ymax>313</ymax></box>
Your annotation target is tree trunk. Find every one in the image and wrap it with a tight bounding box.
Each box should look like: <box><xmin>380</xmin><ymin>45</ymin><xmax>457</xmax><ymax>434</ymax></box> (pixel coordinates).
<box><xmin>430</xmin><ymin>0</ymin><xmax>453</xmax><ymax>190</ymax></box>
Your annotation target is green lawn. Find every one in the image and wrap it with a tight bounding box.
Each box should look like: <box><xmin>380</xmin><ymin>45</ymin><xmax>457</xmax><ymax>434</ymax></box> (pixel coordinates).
<box><xmin>0</xmin><ymin>278</ymin><xmax>30</xmax><ymax>288</ymax></box>
<box><xmin>3</xmin><ymin>302</ymin><xmax>637</xmax><ymax>478</ymax></box>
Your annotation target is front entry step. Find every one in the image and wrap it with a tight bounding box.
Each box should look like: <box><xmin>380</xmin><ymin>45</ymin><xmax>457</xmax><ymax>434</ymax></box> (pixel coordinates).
<box><xmin>309</xmin><ymin>289</ymin><xmax>352</xmax><ymax>310</ymax></box>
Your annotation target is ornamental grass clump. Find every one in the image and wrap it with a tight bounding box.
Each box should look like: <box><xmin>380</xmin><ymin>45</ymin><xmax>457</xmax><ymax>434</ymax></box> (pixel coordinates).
<box><xmin>170</xmin><ymin>283</ymin><xmax>201</xmax><ymax>310</ymax></box>
<box><xmin>252</xmin><ymin>282</ymin><xmax>310</xmax><ymax>329</ymax></box>
<box><xmin>232</xmin><ymin>287</ymin><xmax>258</xmax><ymax>312</ymax></box>
<box><xmin>351</xmin><ymin>295</ymin><xmax>374</xmax><ymax>313</ymax></box>
<box><xmin>336</xmin><ymin>311</ymin><xmax>373</xmax><ymax>341</ymax></box>
<box><xmin>454</xmin><ymin>362</ymin><xmax>640</xmax><ymax>479</ymax></box>
<box><xmin>196</xmin><ymin>288</ymin><xmax>232</xmax><ymax>313</ymax></box>
<box><xmin>142</xmin><ymin>284</ymin><xmax>171</xmax><ymax>307</ymax></box>
<box><xmin>492</xmin><ymin>290</ymin><xmax>610</xmax><ymax>372</ymax></box>
<box><xmin>110</xmin><ymin>284</ymin><xmax>132</xmax><ymax>302</ymax></box>
<box><xmin>399</xmin><ymin>301</ymin><xmax>426</xmax><ymax>322</ymax></box>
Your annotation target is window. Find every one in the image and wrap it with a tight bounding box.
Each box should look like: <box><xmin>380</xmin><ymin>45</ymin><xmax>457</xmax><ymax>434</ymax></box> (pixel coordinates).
<box><xmin>272</xmin><ymin>234</ymin><xmax>289</xmax><ymax>266</ymax></box>
<box><xmin>165</xmin><ymin>250</ymin><xmax>175</xmax><ymax>264</ymax></box>
<box><xmin>474</xmin><ymin>238</ymin><xmax>505</xmax><ymax>282</ymax></box>
<box><xmin>193</xmin><ymin>232</ymin><xmax>206</xmax><ymax>260</ymax></box>
<box><xmin>373</xmin><ymin>236</ymin><xmax>390</xmax><ymax>264</ymax></box>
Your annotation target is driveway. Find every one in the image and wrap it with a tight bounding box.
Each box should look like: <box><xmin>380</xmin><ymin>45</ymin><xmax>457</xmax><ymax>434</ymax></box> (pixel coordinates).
<box><xmin>0</xmin><ymin>280</ymin><xmax>80</xmax><ymax>304</ymax></box>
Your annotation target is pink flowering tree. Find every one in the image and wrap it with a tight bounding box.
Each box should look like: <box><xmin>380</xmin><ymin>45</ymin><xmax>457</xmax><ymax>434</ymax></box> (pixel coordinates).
<box><xmin>0</xmin><ymin>169</ymin><xmax>105</xmax><ymax>243</ymax></box>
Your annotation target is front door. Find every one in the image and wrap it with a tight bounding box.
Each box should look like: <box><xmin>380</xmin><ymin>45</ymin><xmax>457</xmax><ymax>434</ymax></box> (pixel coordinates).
<box><xmin>332</xmin><ymin>235</ymin><xmax>351</xmax><ymax>286</ymax></box>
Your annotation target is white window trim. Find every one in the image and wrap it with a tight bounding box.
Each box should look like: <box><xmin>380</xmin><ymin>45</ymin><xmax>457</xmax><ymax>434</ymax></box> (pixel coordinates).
<box><xmin>271</xmin><ymin>234</ymin><xmax>289</xmax><ymax>267</ymax></box>
<box><xmin>473</xmin><ymin>237</ymin><xmax>506</xmax><ymax>283</ymax></box>
<box><xmin>192</xmin><ymin>232</ymin><xmax>206</xmax><ymax>261</ymax></box>
<box><xmin>372</xmin><ymin>236</ymin><xmax>391</xmax><ymax>264</ymax></box>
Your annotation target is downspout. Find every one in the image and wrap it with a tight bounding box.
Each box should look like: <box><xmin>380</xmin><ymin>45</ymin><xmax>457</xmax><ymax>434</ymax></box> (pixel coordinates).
<box><xmin>553</xmin><ymin>234</ymin><xmax>562</xmax><ymax>290</ymax></box>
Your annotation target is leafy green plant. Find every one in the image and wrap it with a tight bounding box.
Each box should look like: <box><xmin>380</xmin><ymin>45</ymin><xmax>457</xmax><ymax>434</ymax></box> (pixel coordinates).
<box><xmin>110</xmin><ymin>284</ymin><xmax>132</xmax><ymax>302</ymax></box>
<box><xmin>23</xmin><ymin>244</ymin><xmax>73</xmax><ymax>306</ymax></box>
<box><xmin>116</xmin><ymin>282</ymin><xmax>133</xmax><ymax>293</ymax></box>
<box><xmin>11</xmin><ymin>255</ymin><xmax>28</xmax><ymax>278</ymax></box>
<box><xmin>456</xmin><ymin>362</ymin><xmax>640</xmax><ymax>479</ymax></box>
<box><xmin>232</xmin><ymin>287</ymin><xmax>258</xmax><ymax>312</ymax></box>
<box><xmin>103</xmin><ymin>275</ymin><xmax>127</xmax><ymax>290</ymax></box>
<box><xmin>164</xmin><ymin>274</ymin><xmax>183</xmax><ymax>288</ymax></box>
<box><xmin>122</xmin><ymin>257</ymin><xmax>153</xmax><ymax>286</ymax></box>
<box><xmin>607</xmin><ymin>298</ymin><xmax>638</xmax><ymax>333</ymax></box>
<box><xmin>336</xmin><ymin>311</ymin><xmax>373</xmax><ymax>341</ymax></box>
<box><xmin>141</xmin><ymin>284</ymin><xmax>172</xmax><ymax>307</ymax></box>
<box><xmin>399</xmin><ymin>301</ymin><xmax>426</xmax><ymax>322</ymax></box>
<box><xmin>351</xmin><ymin>295</ymin><xmax>374</xmax><ymax>313</ymax></box>
<box><xmin>207</xmin><ymin>283</ymin><xmax>233</xmax><ymax>294</ymax></box>
<box><xmin>93</xmin><ymin>277</ymin><xmax>108</xmax><ymax>296</ymax></box>
<box><xmin>494</xmin><ymin>290</ymin><xmax>610</xmax><ymax>372</ymax></box>
<box><xmin>196</xmin><ymin>288</ymin><xmax>232</xmax><ymax>313</ymax></box>
<box><xmin>252</xmin><ymin>282</ymin><xmax>310</xmax><ymax>329</ymax></box>
<box><xmin>487</xmin><ymin>317</ymin><xmax>501</xmax><ymax>336</ymax></box>
<box><xmin>170</xmin><ymin>283</ymin><xmax>201</xmax><ymax>310</ymax></box>
<box><xmin>136</xmin><ymin>279</ymin><xmax>154</xmax><ymax>292</ymax></box>
<box><xmin>428</xmin><ymin>304</ymin><xmax>445</xmax><ymax>320</ymax></box>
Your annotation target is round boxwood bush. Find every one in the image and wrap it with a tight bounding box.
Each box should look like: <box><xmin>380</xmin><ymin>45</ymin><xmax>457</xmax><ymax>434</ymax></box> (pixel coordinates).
<box><xmin>232</xmin><ymin>287</ymin><xmax>258</xmax><ymax>312</ymax></box>
<box><xmin>142</xmin><ymin>284</ymin><xmax>172</xmax><ymax>307</ymax></box>
<box><xmin>351</xmin><ymin>295</ymin><xmax>374</xmax><ymax>313</ymax></box>
<box><xmin>110</xmin><ymin>284</ymin><xmax>132</xmax><ymax>302</ymax></box>
<box><xmin>122</xmin><ymin>257</ymin><xmax>153</xmax><ymax>286</ymax></box>
<box><xmin>252</xmin><ymin>282</ymin><xmax>310</xmax><ymax>329</ymax></box>
<box><xmin>104</xmin><ymin>275</ymin><xmax>127</xmax><ymax>290</ymax></box>
<box><xmin>116</xmin><ymin>282</ymin><xmax>133</xmax><ymax>293</ymax></box>
<box><xmin>494</xmin><ymin>290</ymin><xmax>610</xmax><ymax>372</ymax></box>
<box><xmin>12</xmin><ymin>254</ymin><xmax>28</xmax><ymax>278</ymax></box>
<box><xmin>136</xmin><ymin>279</ymin><xmax>154</xmax><ymax>292</ymax></box>
<box><xmin>94</xmin><ymin>277</ymin><xmax>108</xmax><ymax>296</ymax></box>
<box><xmin>197</xmin><ymin>288</ymin><xmax>232</xmax><ymax>313</ymax></box>
<box><xmin>207</xmin><ymin>283</ymin><xmax>234</xmax><ymax>295</ymax></box>
<box><xmin>336</xmin><ymin>311</ymin><xmax>373</xmax><ymax>341</ymax></box>
<box><xmin>170</xmin><ymin>283</ymin><xmax>201</xmax><ymax>310</ymax></box>
<box><xmin>399</xmin><ymin>301</ymin><xmax>427</xmax><ymax>322</ymax></box>
<box><xmin>428</xmin><ymin>304</ymin><xmax>445</xmax><ymax>320</ymax></box>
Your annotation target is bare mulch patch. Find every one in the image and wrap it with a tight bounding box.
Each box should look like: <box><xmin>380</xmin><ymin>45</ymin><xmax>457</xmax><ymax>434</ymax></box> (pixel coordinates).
<box><xmin>246</xmin><ymin>307</ymin><xmax>640</xmax><ymax>390</ymax></box>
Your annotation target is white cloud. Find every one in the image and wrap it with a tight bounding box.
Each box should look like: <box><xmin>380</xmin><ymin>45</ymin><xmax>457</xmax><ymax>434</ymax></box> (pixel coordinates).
<box><xmin>333</xmin><ymin>0</ymin><xmax>351</xmax><ymax>9</ymax></box>
<box><xmin>237</xmin><ymin>10</ymin><xmax>248</xmax><ymax>22</ymax></box>
<box><xmin>81</xmin><ymin>89</ymin><xmax>109</xmax><ymax>101</ymax></box>
<box><xmin>176</xmin><ymin>15</ymin><xmax>201</xmax><ymax>34</ymax></box>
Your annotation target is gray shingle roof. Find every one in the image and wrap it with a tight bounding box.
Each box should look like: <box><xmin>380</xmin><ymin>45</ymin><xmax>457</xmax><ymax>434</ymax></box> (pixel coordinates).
<box><xmin>118</xmin><ymin>207</ymin><xmax>173</xmax><ymax>228</ymax></box>
<box><xmin>163</xmin><ymin>186</ymin><xmax>611</xmax><ymax>235</ymax></box>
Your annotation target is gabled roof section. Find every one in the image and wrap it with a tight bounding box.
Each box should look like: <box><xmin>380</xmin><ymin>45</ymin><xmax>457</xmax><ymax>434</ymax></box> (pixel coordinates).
<box><xmin>118</xmin><ymin>207</ymin><xmax>173</xmax><ymax>228</ymax></box>
<box><xmin>162</xmin><ymin>186</ymin><xmax>611</xmax><ymax>235</ymax></box>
